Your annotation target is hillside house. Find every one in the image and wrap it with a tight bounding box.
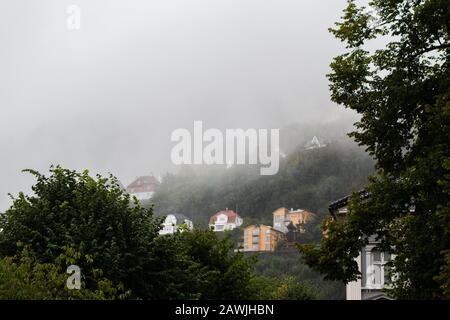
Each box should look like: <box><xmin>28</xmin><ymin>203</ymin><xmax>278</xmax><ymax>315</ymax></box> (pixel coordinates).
<box><xmin>272</xmin><ymin>207</ymin><xmax>316</xmax><ymax>233</ymax></box>
<box><xmin>126</xmin><ymin>176</ymin><xmax>160</xmax><ymax>201</ymax></box>
<box><xmin>159</xmin><ymin>213</ymin><xmax>193</xmax><ymax>235</ymax></box>
<box><xmin>329</xmin><ymin>192</ymin><xmax>393</xmax><ymax>300</ymax></box>
<box><xmin>243</xmin><ymin>224</ymin><xmax>285</xmax><ymax>252</ymax></box>
<box><xmin>209</xmin><ymin>209</ymin><xmax>243</xmax><ymax>232</ymax></box>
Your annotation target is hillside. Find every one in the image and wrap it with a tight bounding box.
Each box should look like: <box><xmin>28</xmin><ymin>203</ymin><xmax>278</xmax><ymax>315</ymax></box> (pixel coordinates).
<box><xmin>150</xmin><ymin>132</ymin><xmax>375</xmax><ymax>228</ymax></box>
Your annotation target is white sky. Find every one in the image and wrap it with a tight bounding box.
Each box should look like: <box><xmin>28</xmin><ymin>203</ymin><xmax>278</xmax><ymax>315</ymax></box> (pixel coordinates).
<box><xmin>0</xmin><ymin>0</ymin><xmax>359</xmax><ymax>210</ymax></box>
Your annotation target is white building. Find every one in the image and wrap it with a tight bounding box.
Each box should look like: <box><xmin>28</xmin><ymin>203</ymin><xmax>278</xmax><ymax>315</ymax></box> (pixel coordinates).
<box><xmin>304</xmin><ymin>136</ymin><xmax>327</xmax><ymax>150</ymax></box>
<box><xmin>126</xmin><ymin>176</ymin><xmax>160</xmax><ymax>201</ymax></box>
<box><xmin>159</xmin><ymin>214</ymin><xmax>193</xmax><ymax>235</ymax></box>
<box><xmin>329</xmin><ymin>193</ymin><xmax>393</xmax><ymax>300</ymax></box>
<box><xmin>209</xmin><ymin>209</ymin><xmax>243</xmax><ymax>232</ymax></box>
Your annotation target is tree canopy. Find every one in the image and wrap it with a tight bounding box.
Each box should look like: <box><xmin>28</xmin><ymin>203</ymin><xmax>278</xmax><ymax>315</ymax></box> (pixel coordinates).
<box><xmin>0</xmin><ymin>166</ymin><xmax>261</xmax><ymax>299</ymax></box>
<box><xmin>299</xmin><ymin>0</ymin><xmax>450</xmax><ymax>299</ymax></box>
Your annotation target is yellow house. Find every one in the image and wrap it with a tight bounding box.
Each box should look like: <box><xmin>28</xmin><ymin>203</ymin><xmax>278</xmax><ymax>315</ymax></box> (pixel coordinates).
<box><xmin>272</xmin><ymin>207</ymin><xmax>289</xmax><ymax>231</ymax></box>
<box><xmin>243</xmin><ymin>224</ymin><xmax>285</xmax><ymax>252</ymax></box>
<box><xmin>272</xmin><ymin>207</ymin><xmax>316</xmax><ymax>233</ymax></box>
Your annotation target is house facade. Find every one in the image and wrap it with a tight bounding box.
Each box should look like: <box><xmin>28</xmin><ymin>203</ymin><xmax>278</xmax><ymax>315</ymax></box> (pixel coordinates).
<box><xmin>126</xmin><ymin>176</ymin><xmax>160</xmax><ymax>201</ymax></box>
<box><xmin>272</xmin><ymin>207</ymin><xmax>316</xmax><ymax>233</ymax></box>
<box><xmin>209</xmin><ymin>209</ymin><xmax>243</xmax><ymax>232</ymax></box>
<box><xmin>329</xmin><ymin>194</ymin><xmax>393</xmax><ymax>300</ymax></box>
<box><xmin>159</xmin><ymin>213</ymin><xmax>193</xmax><ymax>235</ymax></box>
<box><xmin>243</xmin><ymin>224</ymin><xmax>285</xmax><ymax>252</ymax></box>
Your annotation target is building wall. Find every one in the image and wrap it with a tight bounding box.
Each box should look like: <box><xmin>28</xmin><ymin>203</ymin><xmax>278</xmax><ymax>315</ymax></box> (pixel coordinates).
<box><xmin>273</xmin><ymin>208</ymin><xmax>315</xmax><ymax>233</ymax></box>
<box><xmin>159</xmin><ymin>215</ymin><xmax>193</xmax><ymax>235</ymax></box>
<box><xmin>273</xmin><ymin>208</ymin><xmax>289</xmax><ymax>232</ymax></box>
<box><xmin>209</xmin><ymin>213</ymin><xmax>242</xmax><ymax>232</ymax></box>
<box><xmin>346</xmin><ymin>242</ymin><xmax>392</xmax><ymax>300</ymax></box>
<box><xmin>131</xmin><ymin>191</ymin><xmax>154</xmax><ymax>200</ymax></box>
<box><xmin>330</xmin><ymin>202</ymin><xmax>393</xmax><ymax>300</ymax></box>
<box><xmin>243</xmin><ymin>225</ymin><xmax>284</xmax><ymax>252</ymax></box>
<box><xmin>346</xmin><ymin>253</ymin><xmax>362</xmax><ymax>300</ymax></box>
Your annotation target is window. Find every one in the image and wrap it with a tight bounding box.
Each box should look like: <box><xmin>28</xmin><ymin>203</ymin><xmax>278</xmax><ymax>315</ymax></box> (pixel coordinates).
<box><xmin>265</xmin><ymin>236</ymin><xmax>270</xmax><ymax>242</ymax></box>
<box><xmin>253</xmin><ymin>228</ymin><xmax>260</xmax><ymax>235</ymax></box>
<box><xmin>253</xmin><ymin>237</ymin><xmax>259</xmax><ymax>244</ymax></box>
<box><xmin>370</xmin><ymin>249</ymin><xmax>392</xmax><ymax>287</ymax></box>
<box><xmin>265</xmin><ymin>244</ymin><xmax>271</xmax><ymax>250</ymax></box>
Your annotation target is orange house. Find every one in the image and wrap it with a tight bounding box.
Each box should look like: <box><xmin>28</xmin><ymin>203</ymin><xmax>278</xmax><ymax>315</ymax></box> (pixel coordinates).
<box><xmin>243</xmin><ymin>224</ymin><xmax>285</xmax><ymax>252</ymax></box>
<box><xmin>272</xmin><ymin>207</ymin><xmax>316</xmax><ymax>233</ymax></box>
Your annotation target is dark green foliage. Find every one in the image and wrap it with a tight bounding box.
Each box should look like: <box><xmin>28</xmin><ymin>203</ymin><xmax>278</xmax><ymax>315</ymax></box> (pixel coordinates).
<box><xmin>0</xmin><ymin>166</ymin><xmax>164</xmax><ymax>297</ymax></box>
<box><xmin>300</xmin><ymin>0</ymin><xmax>450</xmax><ymax>299</ymax></box>
<box><xmin>253</xmin><ymin>252</ymin><xmax>345</xmax><ymax>300</ymax></box>
<box><xmin>179</xmin><ymin>228</ymin><xmax>256</xmax><ymax>300</ymax></box>
<box><xmin>0</xmin><ymin>245</ymin><xmax>130</xmax><ymax>299</ymax></box>
<box><xmin>248</xmin><ymin>275</ymin><xmax>321</xmax><ymax>300</ymax></box>
<box><xmin>0</xmin><ymin>166</ymin><xmax>258</xmax><ymax>299</ymax></box>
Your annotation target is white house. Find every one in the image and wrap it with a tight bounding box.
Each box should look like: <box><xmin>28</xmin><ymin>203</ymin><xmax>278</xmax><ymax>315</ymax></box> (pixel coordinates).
<box><xmin>304</xmin><ymin>136</ymin><xmax>327</xmax><ymax>150</ymax></box>
<box><xmin>126</xmin><ymin>176</ymin><xmax>160</xmax><ymax>201</ymax></box>
<box><xmin>159</xmin><ymin>214</ymin><xmax>193</xmax><ymax>235</ymax></box>
<box><xmin>209</xmin><ymin>209</ymin><xmax>243</xmax><ymax>232</ymax></box>
<box><xmin>329</xmin><ymin>193</ymin><xmax>393</xmax><ymax>300</ymax></box>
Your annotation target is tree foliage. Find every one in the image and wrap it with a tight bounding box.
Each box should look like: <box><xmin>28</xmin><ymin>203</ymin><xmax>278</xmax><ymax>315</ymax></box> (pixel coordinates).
<box><xmin>0</xmin><ymin>245</ymin><xmax>130</xmax><ymax>299</ymax></box>
<box><xmin>0</xmin><ymin>166</ymin><xmax>259</xmax><ymax>299</ymax></box>
<box><xmin>300</xmin><ymin>0</ymin><xmax>450</xmax><ymax>299</ymax></box>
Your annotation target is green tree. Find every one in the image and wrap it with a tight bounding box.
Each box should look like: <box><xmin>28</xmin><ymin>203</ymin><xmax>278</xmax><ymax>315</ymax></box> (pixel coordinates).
<box><xmin>0</xmin><ymin>166</ymin><xmax>194</xmax><ymax>299</ymax></box>
<box><xmin>0</xmin><ymin>166</ymin><xmax>269</xmax><ymax>299</ymax></box>
<box><xmin>0</xmin><ymin>245</ymin><xmax>130</xmax><ymax>299</ymax></box>
<box><xmin>248</xmin><ymin>275</ymin><xmax>320</xmax><ymax>300</ymax></box>
<box><xmin>179</xmin><ymin>228</ymin><xmax>257</xmax><ymax>299</ymax></box>
<box><xmin>299</xmin><ymin>0</ymin><xmax>450</xmax><ymax>299</ymax></box>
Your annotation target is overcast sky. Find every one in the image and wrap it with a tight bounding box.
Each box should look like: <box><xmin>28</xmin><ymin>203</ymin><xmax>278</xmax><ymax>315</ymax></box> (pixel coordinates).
<box><xmin>0</xmin><ymin>0</ymin><xmax>359</xmax><ymax>210</ymax></box>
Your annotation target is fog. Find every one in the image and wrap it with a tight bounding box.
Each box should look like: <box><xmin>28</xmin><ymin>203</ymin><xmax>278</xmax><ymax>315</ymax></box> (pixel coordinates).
<box><xmin>0</xmin><ymin>0</ymin><xmax>359</xmax><ymax>210</ymax></box>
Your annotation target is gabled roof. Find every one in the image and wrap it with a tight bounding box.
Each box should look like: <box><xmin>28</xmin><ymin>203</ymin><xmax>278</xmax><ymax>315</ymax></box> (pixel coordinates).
<box><xmin>304</xmin><ymin>136</ymin><xmax>327</xmax><ymax>150</ymax></box>
<box><xmin>209</xmin><ymin>209</ymin><xmax>240</xmax><ymax>224</ymax></box>
<box><xmin>244</xmin><ymin>224</ymin><xmax>284</xmax><ymax>234</ymax></box>
<box><xmin>328</xmin><ymin>190</ymin><xmax>370</xmax><ymax>218</ymax></box>
<box><xmin>126</xmin><ymin>176</ymin><xmax>160</xmax><ymax>193</ymax></box>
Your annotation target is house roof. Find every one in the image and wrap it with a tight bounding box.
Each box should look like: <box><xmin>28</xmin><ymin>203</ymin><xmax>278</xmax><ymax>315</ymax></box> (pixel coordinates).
<box><xmin>272</xmin><ymin>207</ymin><xmax>289</xmax><ymax>216</ymax></box>
<box><xmin>288</xmin><ymin>209</ymin><xmax>316</xmax><ymax>220</ymax></box>
<box><xmin>328</xmin><ymin>190</ymin><xmax>370</xmax><ymax>218</ymax></box>
<box><xmin>126</xmin><ymin>176</ymin><xmax>160</xmax><ymax>193</ymax></box>
<box><xmin>209</xmin><ymin>209</ymin><xmax>240</xmax><ymax>224</ymax></box>
<box><xmin>169</xmin><ymin>213</ymin><xmax>191</xmax><ymax>223</ymax></box>
<box><xmin>244</xmin><ymin>224</ymin><xmax>284</xmax><ymax>234</ymax></box>
<box><xmin>304</xmin><ymin>136</ymin><xmax>327</xmax><ymax>149</ymax></box>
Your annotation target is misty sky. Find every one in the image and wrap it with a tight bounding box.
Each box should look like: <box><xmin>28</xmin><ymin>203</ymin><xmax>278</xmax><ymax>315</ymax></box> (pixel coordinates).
<box><xmin>0</xmin><ymin>0</ymin><xmax>359</xmax><ymax>210</ymax></box>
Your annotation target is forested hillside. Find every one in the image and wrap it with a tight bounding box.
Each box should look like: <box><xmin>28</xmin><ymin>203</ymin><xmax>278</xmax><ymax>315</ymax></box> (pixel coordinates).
<box><xmin>150</xmin><ymin>126</ymin><xmax>375</xmax><ymax>228</ymax></box>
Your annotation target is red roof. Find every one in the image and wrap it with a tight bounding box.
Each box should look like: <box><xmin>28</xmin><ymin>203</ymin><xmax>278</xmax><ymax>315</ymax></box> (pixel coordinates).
<box><xmin>209</xmin><ymin>209</ymin><xmax>240</xmax><ymax>224</ymax></box>
<box><xmin>126</xmin><ymin>176</ymin><xmax>160</xmax><ymax>193</ymax></box>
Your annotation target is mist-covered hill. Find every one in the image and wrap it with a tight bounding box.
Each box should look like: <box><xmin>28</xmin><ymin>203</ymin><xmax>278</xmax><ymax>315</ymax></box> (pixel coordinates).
<box><xmin>149</xmin><ymin>124</ymin><xmax>375</xmax><ymax>227</ymax></box>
